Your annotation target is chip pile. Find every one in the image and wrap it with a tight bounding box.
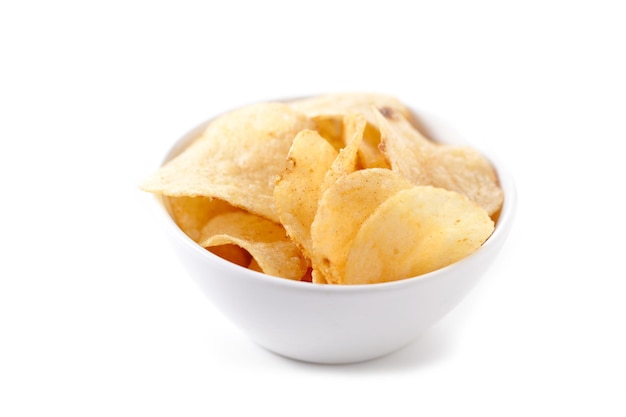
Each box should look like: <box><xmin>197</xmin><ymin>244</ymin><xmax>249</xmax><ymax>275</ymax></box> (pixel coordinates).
<box><xmin>141</xmin><ymin>93</ymin><xmax>503</xmax><ymax>284</ymax></box>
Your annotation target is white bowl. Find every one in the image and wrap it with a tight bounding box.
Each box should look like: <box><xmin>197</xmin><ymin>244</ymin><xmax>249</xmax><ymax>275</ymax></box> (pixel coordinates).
<box><xmin>151</xmin><ymin>103</ymin><xmax>517</xmax><ymax>364</ymax></box>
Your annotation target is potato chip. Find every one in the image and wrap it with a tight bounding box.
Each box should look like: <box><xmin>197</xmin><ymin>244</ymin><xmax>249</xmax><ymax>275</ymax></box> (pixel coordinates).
<box><xmin>343</xmin><ymin>186</ymin><xmax>495</xmax><ymax>284</ymax></box>
<box><xmin>375</xmin><ymin>106</ymin><xmax>504</xmax><ymax>217</ymax></box>
<box><xmin>140</xmin><ymin>102</ymin><xmax>314</xmax><ymax>222</ymax></box>
<box><xmin>248</xmin><ymin>257</ymin><xmax>263</xmax><ymax>272</ymax></box>
<box><xmin>320</xmin><ymin>113</ymin><xmax>366</xmax><ymax>193</ymax></box>
<box><xmin>208</xmin><ymin>244</ymin><xmax>252</xmax><ymax>268</ymax></box>
<box><xmin>357</xmin><ymin>123</ymin><xmax>390</xmax><ymax>169</ymax></box>
<box><xmin>199</xmin><ymin>210</ymin><xmax>309</xmax><ymax>280</ymax></box>
<box><xmin>289</xmin><ymin>93</ymin><xmax>412</xmax><ymax>128</ymax></box>
<box><xmin>311</xmin><ymin>269</ymin><xmax>328</xmax><ymax>284</ymax></box>
<box><xmin>274</xmin><ymin>129</ymin><xmax>338</xmax><ymax>259</ymax></box>
<box><xmin>310</xmin><ymin>168</ymin><xmax>414</xmax><ymax>284</ymax></box>
<box><xmin>165</xmin><ymin>196</ymin><xmax>236</xmax><ymax>242</ymax></box>
<box><xmin>310</xmin><ymin>115</ymin><xmax>345</xmax><ymax>151</ymax></box>
<box><xmin>142</xmin><ymin>93</ymin><xmax>505</xmax><ymax>284</ymax></box>
<box><xmin>290</xmin><ymin>94</ymin><xmax>394</xmax><ymax>170</ymax></box>
<box><xmin>300</xmin><ymin>268</ymin><xmax>314</xmax><ymax>283</ymax></box>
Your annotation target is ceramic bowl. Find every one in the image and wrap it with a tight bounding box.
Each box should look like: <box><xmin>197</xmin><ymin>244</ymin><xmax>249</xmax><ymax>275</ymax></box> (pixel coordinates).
<box><xmin>151</xmin><ymin>101</ymin><xmax>516</xmax><ymax>364</ymax></box>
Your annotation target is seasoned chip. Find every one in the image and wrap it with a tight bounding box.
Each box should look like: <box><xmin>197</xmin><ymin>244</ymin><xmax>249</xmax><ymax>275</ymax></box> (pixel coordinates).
<box><xmin>199</xmin><ymin>210</ymin><xmax>309</xmax><ymax>280</ymax></box>
<box><xmin>310</xmin><ymin>168</ymin><xmax>414</xmax><ymax>284</ymax></box>
<box><xmin>312</xmin><ymin>113</ymin><xmax>388</xmax><ymax>170</ymax></box>
<box><xmin>310</xmin><ymin>115</ymin><xmax>345</xmax><ymax>152</ymax></box>
<box><xmin>343</xmin><ymin>186</ymin><xmax>495</xmax><ymax>284</ymax></box>
<box><xmin>208</xmin><ymin>244</ymin><xmax>252</xmax><ymax>268</ymax></box>
<box><xmin>311</xmin><ymin>269</ymin><xmax>328</xmax><ymax>284</ymax></box>
<box><xmin>248</xmin><ymin>257</ymin><xmax>263</xmax><ymax>272</ymax></box>
<box><xmin>357</xmin><ymin>123</ymin><xmax>390</xmax><ymax>169</ymax></box>
<box><xmin>142</xmin><ymin>94</ymin><xmax>504</xmax><ymax>284</ymax></box>
<box><xmin>289</xmin><ymin>93</ymin><xmax>412</xmax><ymax>128</ymax></box>
<box><xmin>320</xmin><ymin>113</ymin><xmax>366</xmax><ymax>193</ymax></box>
<box><xmin>140</xmin><ymin>102</ymin><xmax>314</xmax><ymax>222</ymax></box>
<box><xmin>274</xmin><ymin>129</ymin><xmax>338</xmax><ymax>258</ymax></box>
<box><xmin>375</xmin><ymin>106</ymin><xmax>503</xmax><ymax>217</ymax></box>
<box><xmin>165</xmin><ymin>196</ymin><xmax>236</xmax><ymax>242</ymax></box>
<box><xmin>290</xmin><ymin>94</ymin><xmax>395</xmax><ymax>170</ymax></box>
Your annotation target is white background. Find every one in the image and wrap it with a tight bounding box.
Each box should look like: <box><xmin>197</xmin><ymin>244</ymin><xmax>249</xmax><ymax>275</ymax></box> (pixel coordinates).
<box><xmin>1</xmin><ymin>1</ymin><xmax>624</xmax><ymax>415</ymax></box>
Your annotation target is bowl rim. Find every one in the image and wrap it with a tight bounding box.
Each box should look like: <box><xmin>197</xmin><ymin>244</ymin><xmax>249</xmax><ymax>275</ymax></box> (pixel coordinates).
<box><xmin>149</xmin><ymin>97</ymin><xmax>517</xmax><ymax>293</ymax></box>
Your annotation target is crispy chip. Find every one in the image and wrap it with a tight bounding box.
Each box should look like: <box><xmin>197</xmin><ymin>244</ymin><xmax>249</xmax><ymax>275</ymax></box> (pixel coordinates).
<box><xmin>166</xmin><ymin>196</ymin><xmax>236</xmax><ymax>242</ymax></box>
<box><xmin>289</xmin><ymin>93</ymin><xmax>412</xmax><ymax>127</ymax></box>
<box><xmin>310</xmin><ymin>168</ymin><xmax>414</xmax><ymax>284</ymax></box>
<box><xmin>208</xmin><ymin>244</ymin><xmax>252</xmax><ymax>268</ymax></box>
<box><xmin>290</xmin><ymin>94</ymin><xmax>394</xmax><ymax>170</ymax></box>
<box><xmin>357</xmin><ymin>123</ymin><xmax>390</xmax><ymax>169</ymax></box>
<box><xmin>311</xmin><ymin>269</ymin><xmax>328</xmax><ymax>284</ymax></box>
<box><xmin>274</xmin><ymin>129</ymin><xmax>338</xmax><ymax>258</ymax></box>
<box><xmin>248</xmin><ymin>257</ymin><xmax>263</xmax><ymax>272</ymax></box>
<box><xmin>320</xmin><ymin>113</ymin><xmax>366</xmax><ymax>193</ymax></box>
<box><xmin>142</xmin><ymin>94</ymin><xmax>505</xmax><ymax>283</ymax></box>
<box><xmin>310</xmin><ymin>115</ymin><xmax>345</xmax><ymax>152</ymax></box>
<box><xmin>375</xmin><ymin>106</ymin><xmax>504</xmax><ymax>217</ymax></box>
<box><xmin>343</xmin><ymin>186</ymin><xmax>495</xmax><ymax>284</ymax></box>
<box><xmin>199</xmin><ymin>210</ymin><xmax>309</xmax><ymax>280</ymax></box>
<box><xmin>140</xmin><ymin>102</ymin><xmax>314</xmax><ymax>222</ymax></box>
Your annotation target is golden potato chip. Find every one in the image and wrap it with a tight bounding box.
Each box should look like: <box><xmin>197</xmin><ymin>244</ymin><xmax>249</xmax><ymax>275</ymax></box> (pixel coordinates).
<box><xmin>311</xmin><ymin>269</ymin><xmax>328</xmax><ymax>284</ymax></box>
<box><xmin>274</xmin><ymin>129</ymin><xmax>338</xmax><ymax>258</ymax></box>
<box><xmin>312</xmin><ymin>113</ymin><xmax>388</xmax><ymax>170</ymax></box>
<box><xmin>140</xmin><ymin>102</ymin><xmax>314</xmax><ymax>223</ymax></box>
<box><xmin>141</xmin><ymin>93</ymin><xmax>505</xmax><ymax>284</ymax></box>
<box><xmin>300</xmin><ymin>268</ymin><xmax>314</xmax><ymax>283</ymax></box>
<box><xmin>320</xmin><ymin>113</ymin><xmax>366</xmax><ymax>193</ymax></box>
<box><xmin>290</xmin><ymin>95</ymin><xmax>394</xmax><ymax>170</ymax></box>
<box><xmin>357</xmin><ymin>123</ymin><xmax>390</xmax><ymax>169</ymax></box>
<box><xmin>375</xmin><ymin>106</ymin><xmax>504</xmax><ymax>217</ymax></box>
<box><xmin>310</xmin><ymin>115</ymin><xmax>345</xmax><ymax>152</ymax></box>
<box><xmin>343</xmin><ymin>186</ymin><xmax>495</xmax><ymax>284</ymax></box>
<box><xmin>310</xmin><ymin>168</ymin><xmax>414</xmax><ymax>284</ymax></box>
<box><xmin>199</xmin><ymin>210</ymin><xmax>309</xmax><ymax>280</ymax></box>
<box><xmin>289</xmin><ymin>93</ymin><xmax>412</xmax><ymax>128</ymax></box>
<box><xmin>208</xmin><ymin>244</ymin><xmax>252</xmax><ymax>268</ymax></box>
<box><xmin>165</xmin><ymin>196</ymin><xmax>236</xmax><ymax>242</ymax></box>
<box><xmin>248</xmin><ymin>257</ymin><xmax>263</xmax><ymax>272</ymax></box>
